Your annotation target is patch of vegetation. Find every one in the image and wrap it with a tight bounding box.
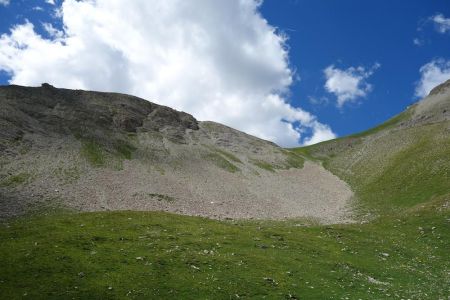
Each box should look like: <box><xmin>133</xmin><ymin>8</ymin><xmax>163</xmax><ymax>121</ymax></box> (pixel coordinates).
<box><xmin>282</xmin><ymin>150</ymin><xmax>305</xmax><ymax>169</ymax></box>
<box><xmin>292</xmin><ymin>146</ymin><xmax>319</xmax><ymax>162</ymax></box>
<box><xmin>203</xmin><ymin>145</ymin><xmax>242</xmax><ymax>164</ymax></box>
<box><xmin>148</xmin><ymin>193</ymin><xmax>176</xmax><ymax>202</ymax></box>
<box><xmin>80</xmin><ymin>140</ymin><xmax>105</xmax><ymax>167</ymax></box>
<box><xmin>214</xmin><ymin>148</ymin><xmax>242</xmax><ymax>163</ymax></box>
<box><xmin>204</xmin><ymin>153</ymin><xmax>240</xmax><ymax>173</ymax></box>
<box><xmin>0</xmin><ymin>173</ymin><xmax>31</xmax><ymax>187</ymax></box>
<box><xmin>250</xmin><ymin>159</ymin><xmax>275</xmax><ymax>172</ymax></box>
<box><xmin>0</xmin><ymin>201</ymin><xmax>448</xmax><ymax>299</ymax></box>
<box><xmin>251</xmin><ymin>152</ymin><xmax>303</xmax><ymax>173</ymax></box>
<box><xmin>115</xmin><ymin>140</ymin><xmax>136</xmax><ymax>160</ymax></box>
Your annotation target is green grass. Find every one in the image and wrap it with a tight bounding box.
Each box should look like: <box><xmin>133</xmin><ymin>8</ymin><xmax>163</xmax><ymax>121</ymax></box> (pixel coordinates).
<box><xmin>0</xmin><ymin>201</ymin><xmax>448</xmax><ymax>299</ymax></box>
<box><xmin>214</xmin><ymin>148</ymin><xmax>242</xmax><ymax>163</ymax></box>
<box><xmin>115</xmin><ymin>140</ymin><xmax>136</xmax><ymax>160</ymax></box>
<box><xmin>80</xmin><ymin>140</ymin><xmax>105</xmax><ymax>167</ymax></box>
<box><xmin>0</xmin><ymin>173</ymin><xmax>31</xmax><ymax>187</ymax></box>
<box><xmin>203</xmin><ymin>145</ymin><xmax>243</xmax><ymax>164</ymax></box>
<box><xmin>80</xmin><ymin>138</ymin><xmax>135</xmax><ymax>169</ymax></box>
<box><xmin>204</xmin><ymin>153</ymin><xmax>240</xmax><ymax>173</ymax></box>
<box><xmin>359</xmin><ymin>129</ymin><xmax>450</xmax><ymax>212</ymax></box>
<box><xmin>250</xmin><ymin>159</ymin><xmax>276</xmax><ymax>172</ymax></box>
<box><xmin>250</xmin><ymin>152</ymin><xmax>304</xmax><ymax>173</ymax></box>
<box><xmin>283</xmin><ymin>150</ymin><xmax>305</xmax><ymax>169</ymax></box>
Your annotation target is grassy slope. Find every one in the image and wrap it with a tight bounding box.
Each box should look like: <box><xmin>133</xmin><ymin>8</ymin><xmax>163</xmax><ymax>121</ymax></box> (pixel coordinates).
<box><xmin>1</xmin><ymin>104</ymin><xmax>450</xmax><ymax>299</ymax></box>
<box><xmin>294</xmin><ymin>115</ymin><xmax>450</xmax><ymax>216</ymax></box>
<box><xmin>0</xmin><ymin>200</ymin><xmax>448</xmax><ymax>299</ymax></box>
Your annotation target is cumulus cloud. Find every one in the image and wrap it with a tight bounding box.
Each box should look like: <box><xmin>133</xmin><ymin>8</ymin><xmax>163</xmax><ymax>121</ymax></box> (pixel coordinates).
<box><xmin>46</xmin><ymin>0</ymin><xmax>56</xmax><ymax>5</ymax></box>
<box><xmin>431</xmin><ymin>13</ymin><xmax>450</xmax><ymax>34</ymax></box>
<box><xmin>324</xmin><ymin>64</ymin><xmax>379</xmax><ymax>107</ymax></box>
<box><xmin>415</xmin><ymin>59</ymin><xmax>450</xmax><ymax>98</ymax></box>
<box><xmin>0</xmin><ymin>0</ymin><xmax>335</xmax><ymax>147</ymax></box>
<box><xmin>0</xmin><ymin>0</ymin><xmax>10</xmax><ymax>6</ymax></box>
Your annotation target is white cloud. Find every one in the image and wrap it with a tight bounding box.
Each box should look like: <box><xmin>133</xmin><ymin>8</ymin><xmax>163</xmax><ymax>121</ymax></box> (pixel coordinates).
<box><xmin>0</xmin><ymin>0</ymin><xmax>335</xmax><ymax>146</ymax></box>
<box><xmin>415</xmin><ymin>59</ymin><xmax>450</xmax><ymax>98</ymax></box>
<box><xmin>303</xmin><ymin>122</ymin><xmax>336</xmax><ymax>146</ymax></box>
<box><xmin>42</xmin><ymin>22</ymin><xmax>64</xmax><ymax>38</ymax></box>
<box><xmin>46</xmin><ymin>0</ymin><xmax>56</xmax><ymax>5</ymax></box>
<box><xmin>431</xmin><ymin>13</ymin><xmax>450</xmax><ymax>33</ymax></box>
<box><xmin>0</xmin><ymin>0</ymin><xmax>10</xmax><ymax>6</ymax></box>
<box><xmin>324</xmin><ymin>63</ymin><xmax>379</xmax><ymax>107</ymax></box>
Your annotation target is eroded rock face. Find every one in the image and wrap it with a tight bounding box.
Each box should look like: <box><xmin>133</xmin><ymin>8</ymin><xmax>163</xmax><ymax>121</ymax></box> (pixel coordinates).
<box><xmin>0</xmin><ymin>84</ymin><xmax>198</xmax><ymax>146</ymax></box>
<box><xmin>142</xmin><ymin>106</ymin><xmax>198</xmax><ymax>142</ymax></box>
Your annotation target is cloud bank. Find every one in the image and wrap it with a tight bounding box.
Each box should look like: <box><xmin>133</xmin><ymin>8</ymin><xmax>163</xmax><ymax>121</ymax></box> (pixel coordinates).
<box><xmin>324</xmin><ymin>64</ymin><xmax>379</xmax><ymax>107</ymax></box>
<box><xmin>0</xmin><ymin>0</ymin><xmax>335</xmax><ymax>147</ymax></box>
<box><xmin>415</xmin><ymin>59</ymin><xmax>450</xmax><ymax>98</ymax></box>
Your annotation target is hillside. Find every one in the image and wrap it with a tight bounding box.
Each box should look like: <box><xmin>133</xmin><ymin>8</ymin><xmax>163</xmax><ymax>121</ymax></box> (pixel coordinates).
<box><xmin>0</xmin><ymin>84</ymin><xmax>352</xmax><ymax>223</ymax></box>
<box><xmin>0</xmin><ymin>82</ymin><xmax>449</xmax><ymax>299</ymax></box>
<box><xmin>294</xmin><ymin>79</ymin><xmax>450</xmax><ymax>218</ymax></box>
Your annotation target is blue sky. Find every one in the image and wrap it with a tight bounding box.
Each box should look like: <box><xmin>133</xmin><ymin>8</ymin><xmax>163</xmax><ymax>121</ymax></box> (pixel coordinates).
<box><xmin>0</xmin><ymin>0</ymin><xmax>449</xmax><ymax>145</ymax></box>
<box><xmin>261</xmin><ymin>0</ymin><xmax>450</xmax><ymax>136</ymax></box>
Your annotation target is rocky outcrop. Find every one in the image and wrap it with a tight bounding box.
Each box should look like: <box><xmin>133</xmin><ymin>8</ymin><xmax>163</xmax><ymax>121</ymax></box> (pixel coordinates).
<box><xmin>429</xmin><ymin>79</ymin><xmax>450</xmax><ymax>96</ymax></box>
<box><xmin>0</xmin><ymin>84</ymin><xmax>198</xmax><ymax>147</ymax></box>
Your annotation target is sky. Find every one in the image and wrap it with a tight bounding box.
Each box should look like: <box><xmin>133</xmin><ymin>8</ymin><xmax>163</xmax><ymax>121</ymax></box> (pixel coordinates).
<box><xmin>0</xmin><ymin>1</ymin><xmax>449</xmax><ymax>147</ymax></box>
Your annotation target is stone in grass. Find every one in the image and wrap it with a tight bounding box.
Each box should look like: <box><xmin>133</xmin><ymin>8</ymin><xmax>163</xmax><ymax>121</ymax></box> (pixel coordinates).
<box><xmin>263</xmin><ymin>277</ymin><xmax>278</xmax><ymax>286</ymax></box>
